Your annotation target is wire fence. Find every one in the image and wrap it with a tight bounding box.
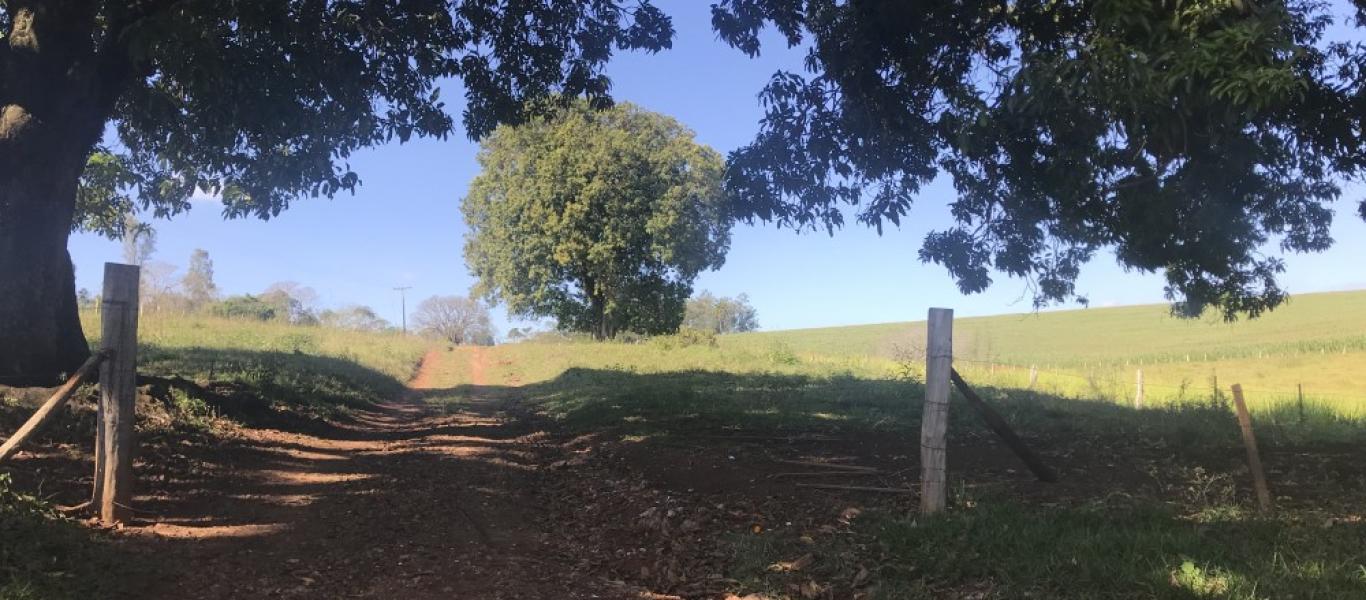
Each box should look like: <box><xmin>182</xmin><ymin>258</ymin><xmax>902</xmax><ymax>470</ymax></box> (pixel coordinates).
<box><xmin>941</xmin><ymin>356</ymin><xmax>1365</xmax><ymax>415</ymax></box>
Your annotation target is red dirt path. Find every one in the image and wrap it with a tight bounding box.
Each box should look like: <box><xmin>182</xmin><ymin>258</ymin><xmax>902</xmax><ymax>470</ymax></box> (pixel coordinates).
<box><xmin>116</xmin><ymin>348</ymin><xmax>646</xmax><ymax>599</ymax></box>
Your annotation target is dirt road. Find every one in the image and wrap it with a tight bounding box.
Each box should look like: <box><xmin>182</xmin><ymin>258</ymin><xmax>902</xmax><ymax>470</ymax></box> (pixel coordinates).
<box><xmin>127</xmin><ymin>348</ymin><xmax>641</xmax><ymax>599</ymax></box>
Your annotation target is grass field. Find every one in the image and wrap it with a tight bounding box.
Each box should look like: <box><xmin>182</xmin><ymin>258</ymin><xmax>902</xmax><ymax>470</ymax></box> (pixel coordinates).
<box><xmin>3</xmin><ymin>296</ymin><xmax>1364</xmax><ymax>599</ymax></box>
<box><xmin>720</xmin><ymin>290</ymin><xmax>1366</xmax><ymax>416</ymax></box>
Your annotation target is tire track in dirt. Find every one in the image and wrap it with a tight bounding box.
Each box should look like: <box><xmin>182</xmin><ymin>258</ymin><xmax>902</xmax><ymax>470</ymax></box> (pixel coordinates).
<box><xmin>466</xmin><ymin>346</ymin><xmax>491</xmax><ymax>387</ymax></box>
<box><xmin>406</xmin><ymin>348</ymin><xmax>443</xmax><ymax>390</ymax></box>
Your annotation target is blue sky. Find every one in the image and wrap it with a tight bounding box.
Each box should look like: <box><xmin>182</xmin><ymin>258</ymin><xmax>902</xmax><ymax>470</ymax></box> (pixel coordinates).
<box><xmin>69</xmin><ymin>1</ymin><xmax>1366</xmax><ymax>334</ymax></box>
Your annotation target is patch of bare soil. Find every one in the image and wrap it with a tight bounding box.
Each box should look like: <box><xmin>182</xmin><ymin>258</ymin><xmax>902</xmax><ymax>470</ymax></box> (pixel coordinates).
<box><xmin>3</xmin><ymin>350</ymin><xmax>644</xmax><ymax>599</ymax></box>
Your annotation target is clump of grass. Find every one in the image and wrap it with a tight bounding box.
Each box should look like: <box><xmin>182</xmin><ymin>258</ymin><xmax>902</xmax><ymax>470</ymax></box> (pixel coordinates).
<box><xmin>0</xmin><ymin>474</ymin><xmax>128</xmax><ymax>600</ymax></box>
<box><xmin>766</xmin><ymin>341</ymin><xmax>799</xmax><ymax>366</ymax></box>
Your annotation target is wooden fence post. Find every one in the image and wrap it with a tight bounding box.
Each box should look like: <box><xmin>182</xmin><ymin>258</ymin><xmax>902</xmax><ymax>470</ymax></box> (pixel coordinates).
<box><xmin>97</xmin><ymin>263</ymin><xmax>139</xmax><ymax>524</ymax></box>
<box><xmin>1133</xmin><ymin>369</ymin><xmax>1145</xmax><ymax>408</ymax></box>
<box><xmin>1028</xmin><ymin>365</ymin><xmax>1038</xmax><ymax>389</ymax></box>
<box><xmin>1230</xmin><ymin>384</ymin><xmax>1272</xmax><ymax>513</ymax></box>
<box><xmin>920</xmin><ymin>308</ymin><xmax>952</xmax><ymax>515</ymax></box>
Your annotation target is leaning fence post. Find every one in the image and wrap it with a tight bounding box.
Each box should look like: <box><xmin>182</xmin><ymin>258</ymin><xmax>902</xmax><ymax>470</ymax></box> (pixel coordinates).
<box><xmin>1230</xmin><ymin>384</ymin><xmax>1272</xmax><ymax>513</ymax></box>
<box><xmin>920</xmin><ymin>308</ymin><xmax>953</xmax><ymax>515</ymax></box>
<box><xmin>1133</xmin><ymin>369</ymin><xmax>1145</xmax><ymax>408</ymax></box>
<box><xmin>0</xmin><ymin>350</ymin><xmax>111</xmax><ymax>464</ymax></box>
<box><xmin>97</xmin><ymin>263</ymin><xmax>139</xmax><ymax>524</ymax></box>
<box><xmin>949</xmin><ymin>368</ymin><xmax>1056</xmax><ymax>482</ymax></box>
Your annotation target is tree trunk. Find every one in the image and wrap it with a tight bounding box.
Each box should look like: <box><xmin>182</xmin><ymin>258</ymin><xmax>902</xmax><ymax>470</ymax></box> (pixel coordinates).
<box><xmin>1</xmin><ymin>2</ymin><xmax>120</xmax><ymax>383</ymax></box>
<box><xmin>590</xmin><ymin>295</ymin><xmax>608</xmax><ymax>341</ymax></box>
<box><xmin>0</xmin><ymin>151</ymin><xmax>92</xmax><ymax>384</ymax></box>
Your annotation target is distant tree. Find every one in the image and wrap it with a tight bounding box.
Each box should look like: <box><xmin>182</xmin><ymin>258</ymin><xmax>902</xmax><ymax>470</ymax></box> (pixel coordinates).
<box><xmin>506</xmin><ymin>328</ymin><xmax>527</xmax><ymax>342</ymax></box>
<box><xmin>0</xmin><ymin>0</ymin><xmax>673</xmax><ymax>382</ymax></box>
<box><xmin>262</xmin><ymin>282</ymin><xmax>320</xmax><ymax>325</ymax></box>
<box><xmin>76</xmin><ymin>289</ymin><xmax>96</xmax><ymax>310</ymax></box>
<box><xmin>120</xmin><ymin>215</ymin><xmax>156</xmax><ymax>266</ymax></box>
<box><xmin>319</xmin><ymin>305</ymin><xmax>391</xmax><ymax>333</ymax></box>
<box><xmin>464</xmin><ymin>101</ymin><xmax>731</xmax><ymax>340</ymax></box>
<box><xmin>140</xmin><ymin>261</ymin><xmax>184</xmax><ymax>314</ymax></box>
<box><xmin>181</xmin><ymin>249</ymin><xmax>218</xmax><ymax>310</ymax></box>
<box><xmin>684</xmin><ymin>292</ymin><xmax>759</xmax><ymax>334</ymax></box>
<box><xmin>711</xmin><ymin>0</ymin><xmax>1366</xmax><ymax>319</ymax></box>
<box><xmin>210</xmin><ymin>295</ymin><xmax>276</xmax><ymax>321</ymax></box>
<box><xmin>413</xmin><ymin>296</ymin><xmax>495</xmax><ymax>346</ymax></box>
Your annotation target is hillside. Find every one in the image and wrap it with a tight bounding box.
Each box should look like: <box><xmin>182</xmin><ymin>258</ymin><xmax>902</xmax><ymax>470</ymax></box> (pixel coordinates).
<box><xmin>723</xmin><ymin>290</ymin><xmax>1366</xmax><ymax>413</ymax></box>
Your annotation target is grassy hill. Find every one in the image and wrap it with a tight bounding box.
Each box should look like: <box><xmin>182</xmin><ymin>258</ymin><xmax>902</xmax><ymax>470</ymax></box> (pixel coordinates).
<box><xmin>722</xmin><ymin>289</ymin><xmax>1366</xmax><ymax>415</ymax></box>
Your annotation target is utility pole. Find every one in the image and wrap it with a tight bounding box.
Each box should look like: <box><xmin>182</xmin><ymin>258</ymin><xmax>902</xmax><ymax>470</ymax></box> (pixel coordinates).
<box><xmin>394</xmin><ymin>286</ymin><xmax>412</xmax><ymax>334</ymax></box>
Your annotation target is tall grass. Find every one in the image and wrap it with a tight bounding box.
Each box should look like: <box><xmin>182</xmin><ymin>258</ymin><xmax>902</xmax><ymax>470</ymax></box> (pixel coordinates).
<box><xmin>76</xmin><ymin>309</ymin><xmax>430</xmax><ymax>421</ymax></box>
<box><xmin>82</xmin><ymin>309</ymin><xmax>428</xmax><ymax>384</ymax></box>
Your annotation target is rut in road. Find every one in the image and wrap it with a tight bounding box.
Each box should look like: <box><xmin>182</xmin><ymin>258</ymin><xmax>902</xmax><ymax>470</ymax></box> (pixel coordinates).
<box><xmin>128</xmin><ymin>347</ymin><xmax>638</xmax><ymax>599</ymax></box>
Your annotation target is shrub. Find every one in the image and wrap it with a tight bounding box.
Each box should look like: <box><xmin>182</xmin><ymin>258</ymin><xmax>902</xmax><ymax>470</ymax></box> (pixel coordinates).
<box><xmin>210</xmin><ymin>295</ymin><xmax>277</xmax><ymax>321</ymax></box>
<box><xmin>651</xmin><ymin>327</ymin><xmax>717</xmax><ymax>350</ymax></box>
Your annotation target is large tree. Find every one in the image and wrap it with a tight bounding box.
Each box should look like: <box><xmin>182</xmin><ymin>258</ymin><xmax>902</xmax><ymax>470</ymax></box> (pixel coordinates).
<box><xmin>463</xmin><ymin>101</ymin><xmax>730</xmax><ymax>339</ymax></box>
<box><xmin>0</xmin><ymin>1</ymin><xmax>672</xmax><ymax>382</ymax></box>
<box><xmin>711</xmin><ymin>0</ymin><xmax>1366</xmax><ymax>319</ymax></box>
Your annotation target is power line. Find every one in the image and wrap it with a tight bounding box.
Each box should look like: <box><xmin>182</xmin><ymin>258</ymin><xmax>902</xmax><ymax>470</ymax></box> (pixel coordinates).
<box><xmin>393</xmin><ymin>286</ymin><xmax>412</xmax><ymax>335</ymax></box>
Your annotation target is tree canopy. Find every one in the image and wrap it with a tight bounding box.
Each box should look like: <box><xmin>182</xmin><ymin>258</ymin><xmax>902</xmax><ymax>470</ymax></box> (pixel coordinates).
<box><xmin>711</xmin><ymin>0</ymin><xmax>1366</xmax><ymax>318</ymax></box>
<box><xmin>0</xmin><ymin>0</ymin><xmax>674</xmax><ymax>380</ymax></box>
<box><xmin>463</xmin><ymin>101</ymin><xmax>731</xmax><ymax>339</ymax></box>
<box><xmin>59</xmin><ymin>0</ymin><xmax>675</xmax><ymax>224</ymax></box>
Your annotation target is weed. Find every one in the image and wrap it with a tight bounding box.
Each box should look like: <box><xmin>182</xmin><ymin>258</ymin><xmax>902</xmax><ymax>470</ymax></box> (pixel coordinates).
<box><xmin>766</xmin><ymin>341</ymin><xmax>799</xmax><ymax>366</ymax></box>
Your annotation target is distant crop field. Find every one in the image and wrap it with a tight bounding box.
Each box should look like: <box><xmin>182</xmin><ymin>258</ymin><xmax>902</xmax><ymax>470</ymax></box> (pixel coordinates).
<box><xmin>721</xmin><ymin>290</ymin><xmax>1366</xmax><ymax>416</ymax></box>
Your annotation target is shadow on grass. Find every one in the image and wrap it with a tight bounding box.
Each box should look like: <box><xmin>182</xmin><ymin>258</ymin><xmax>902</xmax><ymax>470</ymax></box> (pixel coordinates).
<box><xmin>408</xmin><ymin>365</ymin><xmax>1366</xmax><ymax>598</ymax></box>
<box><xmin>413</xmin><ymin>365</ymin><xmax>1366</xmax><ymax>449</ymax></box>
<box><xmin>135</xmin><ymin>343</ymin><xmax>416</xmax><ymax>431</ymax></box>
<box><xmin>730</xmin><ymin>498</ymin><xmax>1366</xmax><ymax>599</ymax></box>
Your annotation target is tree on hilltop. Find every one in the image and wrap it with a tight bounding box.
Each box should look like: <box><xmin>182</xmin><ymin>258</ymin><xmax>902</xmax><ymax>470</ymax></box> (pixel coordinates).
<box><xmin>0</xmin><ymin>0</ymin><xmax>673</xmax><ymax>382</ymax></box>
<box><xmin>684</xmin><ymin>292</ymin><xmax>759</xmax><ymax>334</ymax></box>
<box><xmin>319</xmin><ymin>305</ymin><xmax>391</xmax><ymax>333</ymax></box>
<box><xmin>262</xmin><ymin>281</ymin><xmax>320</xmax><ymax>325</ymax></box>
<box><xmin>463</xmin><ymin>101</ymin><xmax>731</xmax><ymax>340</ymax></box>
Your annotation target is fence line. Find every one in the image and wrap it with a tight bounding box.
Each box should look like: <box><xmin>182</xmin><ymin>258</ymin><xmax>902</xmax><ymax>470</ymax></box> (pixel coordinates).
<box><xmin>940</xmin><ymin>356</ymin><xmax>1363</xmax><ymax>405</ymax></box>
